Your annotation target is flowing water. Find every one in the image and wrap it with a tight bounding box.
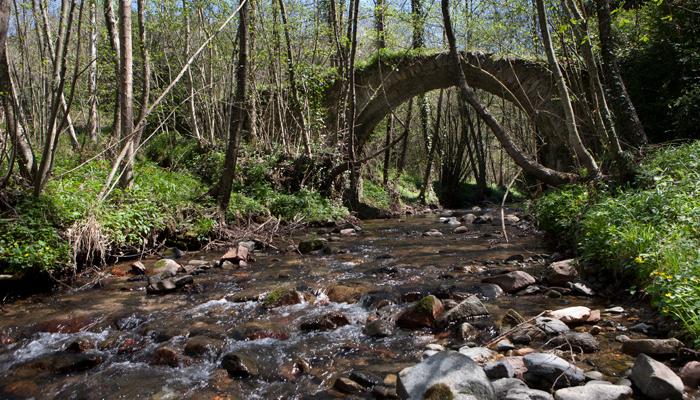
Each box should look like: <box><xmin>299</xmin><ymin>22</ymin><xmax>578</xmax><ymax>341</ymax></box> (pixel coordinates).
<box><xmin>0</xmin><ymin>211</ymin><xmax>679</xmax><ymax>399</ymax></box>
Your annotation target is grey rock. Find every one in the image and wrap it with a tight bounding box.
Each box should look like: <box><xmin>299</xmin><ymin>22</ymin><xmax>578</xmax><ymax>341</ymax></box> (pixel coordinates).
<box><xmin>364</xmin><ymin>319</ymin><xmax>394</xmax><ymax>338</ymax></box>
<box><xmin>546</xmin><ymin>332</ymin><xmax>599</xmax><ymax>353</ymax></box>
<box><xmin>397</xmin><ymin>351</ymin><xmax>495</xmax><ymax>400</ymax></box>
<box><xmin>523</xmin><ymin>353</ymin><xmax>585</xmax><ymax>389</ymax></box>
<box><xmin>484</xmin><ymin>359</ymin><xmax>515</xmax><ymax>380</ymax></box>
<box><xmin>438</xmin><ymin>295</ymin><xmax>489</xmax><ymax>326</ymax></box>
<box><xmin>568</xmin><ymin>282</ymin><xmax>594</xmax><ymax>296</ymax></box>
<box><xmin>630</xmin><ymin>354</ymin><xmax>683</xmax><ymax>400</ymax></box>
<box><xmin>482</xmin><ymin>271</ymin><xmax>536</xmax><ymax>293</ymax></box>
<box><xmin>554</xmin><ymin>385</ymin><xmax>632</xmax><ymax>400</ymax></box>
<box><xmin>534</xmin><ymin>317</ymin><xmax>570</xmax><ymax>336</ymax></box>
<box><xmin>495</xmin><ymin>339</ymin><xmax>515</xmax><ymax>352</ymax></box>
<box><xmin>492</xmin><ymin>378</ymin><xmax>527</xmax><ymax>398</ymax></box>
<box><xmin>221</xmin><ymin>351</ymin><xmax>259</xmax><ymax>378</ymax></box>
<box><xmin>546</xmin><ymin>259</ymin><xmax>578</xmax><ymax>286</ymax></box>
<box><xmin>504</xmin><ymin>388</ymin><xmax>553</xmax><ymax>400</ymax></box>
<box><xmin>334</xmin><ymin>377</ymin><xmax>365</xmax><ymax>394</ymax></box>
<box><xmin>454</xmin><ymin>226</ymin><xmax>469</xmax><ymax>234</ymax></box>
<box><xmin>584</xmin><ymin>371</ymin><xmax>605</xmax><ymax>381</ymax></box>
<box><xmin>458</xmin><ymin>346</ymin><xmax>496</xmax><ymax>364</ymax></box>
<box><xmin>621</xmin><ymin>338</ymin><xmax>683</xmax><ymax>357</ymax></box>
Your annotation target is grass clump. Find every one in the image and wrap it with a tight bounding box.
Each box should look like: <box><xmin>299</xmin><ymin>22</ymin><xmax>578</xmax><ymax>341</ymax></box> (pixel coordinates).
<box><xmin>533</xmin><ymin>141</ymin><xmax>700</xmax><ymax>343</ymax></box>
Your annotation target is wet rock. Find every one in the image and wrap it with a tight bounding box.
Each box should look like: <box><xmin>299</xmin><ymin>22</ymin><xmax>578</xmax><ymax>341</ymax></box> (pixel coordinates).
<box><xmin>554</xmin><ymin>385</ymin><xmax>633</xmax><ymax>400</ymax></box>
<box><xmin>589</xmin><ymin>325</ymin><xmax>602</xmax><ymax>335</ymax></box>
<box><xmin>506</xmin><ymin>254</ymin><xmax>525</xmax><ymax>263</ymax></box>
<box><xmin>298</xmin><ymin>238</ymin><xmax>326</xmax><ymax>254</ymax></box>
<box><xmin>397</xmin><ymin>351</ymin><xmax>495</xmax><ymax>400</ymax></box>
<box><xmin>373</xmin><ymin>385</ymin><xmax>399</xmax><ymax>399</ymax></box>
<box><xmin>680</xmin><ymin>361</ymin><xmax>700</xmax><ymax>388</ymax></box>
<box><xmin>512</xmin><ymin>333</ymin><xmax>532</xmax><ymax>345</ymax></box>
<box><xmin>299</xmin><ymin>312</ymin><xmax>350</xmax><ymax>332</ymax></box>
<box><xmin>495</xmin><ymin>339</ymin><xmax>516</xmax><ymax>352</ymax></box>
<box><xmin>396</xmin><ymin>295</ymin><xmax>444</xmax><ymax>329</ymax></box>
<box><xmin>229</xmin><ymin>322</ymin><xmax>289</xmax><ymax>341</ymax></box>
<box><xmin>460</xmin><ymin>322</ymin><xmax>479</xmax><ymax>341</ymax></box>
<box><xmin>334</xmin><ymin>377</ymin><xmax>365</xmax><ymax>394</ymax></box>
<box><xmin>152</xmin><ymin>258</ymin><xmax>182</xmax><ymax>275</ymax></box>
<box><xmin>504</xmin><ymin>214</ymin><xmax>520</xmax><ymax>225</ymax></box>
<box><xmin>462</xmin><ymin>213</ymin><xmax>477</xmax><ymax>224</ymax></box>
<box><xmin>568</xmin><ymin>282</ymin><xmax>594</xmax><ymax>296</ymax></box>
<box><xmin>130</xmin><ymin>261</ymin><xmax>146</xmax><ymax>275</ymax></box>
<box><xmin>172</xmin><ymin>274</ymin><xmax>194</xmax><ymax>288</ymax></box>
<box><xmin>264</xmin><ymin>288</ymin><xmax>304</xmax><ymax>307</ymax></box>
<box><xmin>604</xmin><ymin>306</ymin><xmax>624</xmax><ymax>314</ymax></box>
<box><xmin>146</xmin><ymin>278</ymin><xmax>177</xmax><ymax>294</ymax></box>
<box><xmin>2</xmin><ymin>380</ymin><xmax>39</xmax><ymax>398</ymax></box>
<box><xmin>221</xmin><ymin>351</ymin><xmax>259</xmax><ymax>378</ymax></box>
<box><xmin>584</xmin><ymin>371</ymin><xmax>605</xmax><ymax>381</ymax></box>
<box><xmin>66</xmin><ymin>338</ymin><xmax>94</xmax><ymax>353</ymax></box>
<box><xmin>548</xmin><ymin>306</ymin><xmax>592</xmax><ymax>325</ymax></box>
<box><xmin>437</xmin><ymin>295</ymin><xmax>489</xmax><ymax>327</ymax></box>
<box><xmin>629</xmin><ymin>322</ymin><xmax>653</xmax><ymax>334</ymax></box>
<box><xmin>523</xmin><ymin>353</ymin><xmax>585</xmax><ymax>389</ymax></box>
<box><xmin>546</xmin><ymin>290</ymin><xmax>562</xmax><ymax>298</ymax></box>
<box><xmin>220</xmin><ymin>243</ymin><xmax>250</xmax><ymax>265</ymax></box>
<box><xmin>422</xmin><ymin>229</ymin><xmax>443</xmax><ymax>237</ymax></box>
<box><xmin>504</xmin><ymin>388</ymin><xmax>554</xmax><ymax>400</ymax></box>
<box><xmin>458</xmin><ymin>346</ymin><xmax>496</xmax><ymax>364</ymax></box>
<box><xmin>184</xmin><ymin>336</ymin><xmax>223</xmax><ymax>357</ymax></box>
<box><xmin>485</xmin><ymin>359</ymin><xmax>515</xmax><ymax>379</ymax></box>
<box><xmin>546</xmin><ymin>332</ymin><xmax>599</xmax><ymax>353</ymax></box>
<box><xmin>364</xmin><ymin>319</ymin><xmax>394</xmax><ymax>338</ymax></box>
<box><xmin>151</xmin><ymin>346</ymin><xmax>180</xmax><ymax>367</ymax></box>
<box><xmin>630</xmin><ymin>354</ymin><xmax>683</xmax><ymax>400</ymax></box>
<box><xmin>474</xmin><ymin>214</ymin><xmax>493</xmax><ymax>224</ymax></box>
<box><xmin>516</xmin><ymin>285</ymin><xmax>541</xmax><ymax>296</ymax></box>
<box><xmin>546</xmin><ymin>259</ymin><xmax>578</xmax><ymax>286</ymax></box>
<box><xmin>326</xmin><ymin>284</ymin><xmax>369</xmax><ymax>303</ymax></box>
<box><xmin>349</xmin><ymin>371</ymin><xmax>381</xmax><ymax>388</ymax></box>
<box><xmin>621</xmin><ymin>338</ymin><xmax>683</xmax><ymax>357</ymax></box>
<box><xmin>461</xmin><ymin>284</ymin><xmax>504</xmax><ymax>300</ymax></box>
<box><xmin>482</xmin><ymin>271</ymin><xmax>536</xmax><ymax>293</ymax></box>
<box><xmin>114</xmin><ymin>313</ymin><xmax>146</xmax><ymax>330</ymax></box>
<box><xmin>502</xmin><ymin>309</ymin><xmax>526</xmax><ymax>327</ymax></box>
<box><xmin>534</xmin><ymin>317</ymin><xmax>570</xmax><ymax>336</ymax></box>
<box><xmin>339</xmin><ymin>228</ymin><xmax>357</xmax><ymax>236</ymax></box>
<box><xmin>453</xmin><ymin>225</ymin><xmax>469</xmax><ymax>234</ymax></box>
<box><xmin>22</xmin><ymin>351</ymin><xmax>103</xmax><ymax>374</ymax></box>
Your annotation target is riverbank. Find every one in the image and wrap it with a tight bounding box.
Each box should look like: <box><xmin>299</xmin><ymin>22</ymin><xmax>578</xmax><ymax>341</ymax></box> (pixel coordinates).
<box><xmin>533</xmin><ymin>141</ymin><xmax>700</xmax><ymax>345</ymax></box>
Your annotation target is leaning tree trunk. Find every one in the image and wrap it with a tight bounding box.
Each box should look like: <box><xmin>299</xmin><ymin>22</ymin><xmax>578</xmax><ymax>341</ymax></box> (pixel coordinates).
<box><xmin>441</xmin><ymin>0</ymin><xmax>576</xmax><ymax>186</ymax></box>
<box><xmin>535</xmin><ymin>0</ymin><xmax>600</xmax><ymax>178</ymax></box>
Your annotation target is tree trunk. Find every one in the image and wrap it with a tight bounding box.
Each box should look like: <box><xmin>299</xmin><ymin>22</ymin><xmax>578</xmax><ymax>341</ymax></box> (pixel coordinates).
<box><xmin>104</xmin><ymin>0</ymin><xmax>121</xmax><ymax>140</ymax></box>
<box><xmin>116</xmin><ymin>0</ymin><xmax>134</xmax><ymax>188</ymax></box>
<box><xmin>418</xmin><ymin>89</ymin><xmax>444</xmax><ymax>204</ymax></box>
<box><xmin>88</xmin><ymin>0</ymin><xmax>99</xmax><ymax>143</ymax></box>
<box><xmin>345</xmin><ymin>0</ymin><xmax>361</xmax><ymax>208</ymax></box>
<box><xmin>535</xmin><ymin>0</ymin><xmax>600</xmax><ymax>178</ymax></box>
<box><xmin>595</xmin><ymin>0</ymin><xmax>647</xmax><ymax>151</ymax></box>
<box><xmin>217</xmin><ymin>0</ymin><xmax>249</xmax><ymax>215</ymax></box>
<box><xmin>396</xmin><ymin>99</ymin><xmax>413</xmax><ymax>176</ymax></box>
<box><xmin>441</xmin><ymin>0</ymin><xmax>576</xmax><ymax>186</ymax></box>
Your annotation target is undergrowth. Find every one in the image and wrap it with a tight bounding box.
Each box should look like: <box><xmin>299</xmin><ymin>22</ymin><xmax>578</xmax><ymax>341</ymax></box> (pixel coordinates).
<box><xmin>533</xmin><ymin>141</ymin><xmax>700</xmax><ymax>343</ymax></box>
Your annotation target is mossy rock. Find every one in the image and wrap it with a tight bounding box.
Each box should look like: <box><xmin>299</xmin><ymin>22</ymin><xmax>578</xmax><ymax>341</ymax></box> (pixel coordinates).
<box><xmin>423</xmin><ymin>383</ymin><xmax>454</xmax><ymax>400</ymax></box>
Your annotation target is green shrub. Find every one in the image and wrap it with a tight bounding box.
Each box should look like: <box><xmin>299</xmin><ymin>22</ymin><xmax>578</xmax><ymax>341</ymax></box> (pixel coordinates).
<box><xmin>532</xmin><ymin>184</ymin><xmax>590</xmax><ymax>248</ymax></box>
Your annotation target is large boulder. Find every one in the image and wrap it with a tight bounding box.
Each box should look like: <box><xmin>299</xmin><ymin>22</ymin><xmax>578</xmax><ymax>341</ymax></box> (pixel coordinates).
<box><xmin>621</xmin><ymin>338</ymin><xmax>683</xmax><ymax>357</ymax></box>
<box><xmin>396</xmin><ymin>295</ymin><xmax>444</xmax><ymax>329</ymax></box>
<box><xmin>482</xmin><ymin>271</ymin><xmax>536</xmax><ymax>293</ymax></box>
<box><xmin>396</xmin><ymin>351</ymin><xmax>495</xmax><ymax>400</ymax></box>
<box><xmin>630</xmin><ymin>354</ymin><xmax>683</xmax><ymax>400</ymax></box>
<box><xmin>504</xmin><ymin>388</ymin><xmax>553</xmax><ymax>400</ymax></box>
<box><xmin>554</xmin><ymin>385</ymin><xmax>633</xmax><ymax>400</ymax></box>
<box><xmin>546</xmin><ymin>259</ymin><xmax>578</xmax><ymax>286</ymax></box>
<box><xmin>680</xmin><ymin>360</ymin><xmax>700</xmax><ymax>388</ymax></box>
<box><xmin>523</xmin><ymin>353</ymin><xmax>585</xmax><ymax>389</ymax></box>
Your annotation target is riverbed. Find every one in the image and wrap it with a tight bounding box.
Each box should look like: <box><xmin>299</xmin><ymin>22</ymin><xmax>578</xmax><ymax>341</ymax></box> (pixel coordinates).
<box><xmin>0</xmin><ymin>210</ymin><xmax>690</xmax><ymax>399</ymax></box>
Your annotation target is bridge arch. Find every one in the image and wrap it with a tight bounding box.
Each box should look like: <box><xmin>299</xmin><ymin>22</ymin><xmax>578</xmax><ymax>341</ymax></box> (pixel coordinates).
<box><xmin>325</xmin><ymin>51</ymin><xmax>578</xmax><ymax>170</ymax></box>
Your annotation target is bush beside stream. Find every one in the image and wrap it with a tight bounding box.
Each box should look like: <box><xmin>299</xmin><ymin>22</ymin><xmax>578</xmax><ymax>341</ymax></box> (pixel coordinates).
<box><xmin>533</xmin><ymin>141</ymin><xmax>700</xmax><ymax>343</ymax></box>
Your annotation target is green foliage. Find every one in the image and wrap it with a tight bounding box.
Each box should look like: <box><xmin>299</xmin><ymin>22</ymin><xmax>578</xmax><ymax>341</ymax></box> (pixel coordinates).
<box><xmin>362</xmin><ymin>180</ymin><xmax>391</xmax><ymax>210</ymax></box>
<box><xmin>533</xmin><ymin>142</ymin><xmax>700</xmax><ymax>342</ymax></box>
<box><xmin>532</xmin><ymin>184</ymin><xmax>590</xmax><ymax>248</ymax></box>
<box><xmin>435</xmin><ymin>181</ymin><xmax>526</xmax><ymax>208</ymax></box>
<box><xmin>0</xmin><ymin>160</ymin><xmax>215</xmax><ymax>275</ymax></box>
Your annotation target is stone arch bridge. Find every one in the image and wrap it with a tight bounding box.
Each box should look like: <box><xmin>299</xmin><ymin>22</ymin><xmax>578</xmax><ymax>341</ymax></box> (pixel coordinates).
<box><xmin>325</xmin><ymin>51</ymin><xmax>586</xmax><ymax>170</ymax></box>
